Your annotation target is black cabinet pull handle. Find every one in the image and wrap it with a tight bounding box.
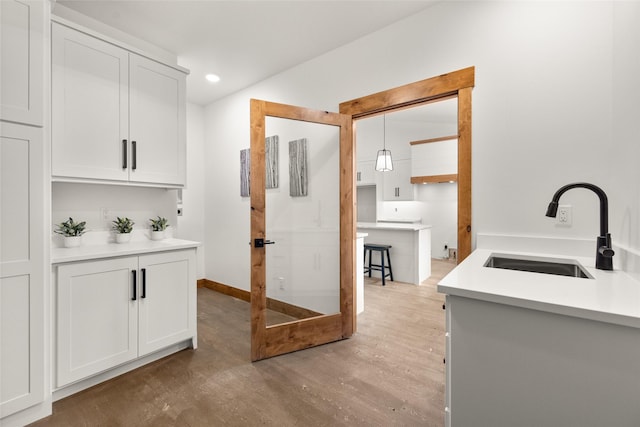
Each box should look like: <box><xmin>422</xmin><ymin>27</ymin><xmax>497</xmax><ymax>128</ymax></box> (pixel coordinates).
<box><xmin>122</xmin><ymin>139</ymin><xmax>128</xmax><ymax>169</ymax></box>
<box><xmin>141</xmin><ymin>268</ymin><xmax>146</xmax><ymax>298</ymax></box>
<box><xmin>132</xmin><ymin>270</ymin><xmax>137</xmax><ymax>301</ymax></box>
<box><xmin>132</xmin><ymin>141</ymin><xmax>137</xmax><ymax>170</ymax></box>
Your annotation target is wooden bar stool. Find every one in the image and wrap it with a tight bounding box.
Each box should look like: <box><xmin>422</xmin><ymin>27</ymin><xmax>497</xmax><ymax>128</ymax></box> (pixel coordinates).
<box><xmin>363</xmin><ymin>244</ymin><xmax>394</xmax><ymax>286</ymax></box>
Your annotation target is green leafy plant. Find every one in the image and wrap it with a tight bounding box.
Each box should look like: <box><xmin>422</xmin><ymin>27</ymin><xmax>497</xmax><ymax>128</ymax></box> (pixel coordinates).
<box><xmin>112</xmin><ymin>217</ymin><xmax>134</xmax><ymax>234</ymax></box>
<box><xmin>149</xmin><ymin>216</ymin><xmax>169</xmax><ymax>231</ymax></box>
<box><xmin>54</xmin><ymin>217</ymin><xmax>87</xmax><ymax>237</ymax></box>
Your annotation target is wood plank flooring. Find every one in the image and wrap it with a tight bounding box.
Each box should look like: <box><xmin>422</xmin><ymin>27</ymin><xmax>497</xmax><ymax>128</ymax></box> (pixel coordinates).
<box><xmin>30</xmin><ymin>259</ymin><xmax>454</xmax><ymax>427</ymax></box>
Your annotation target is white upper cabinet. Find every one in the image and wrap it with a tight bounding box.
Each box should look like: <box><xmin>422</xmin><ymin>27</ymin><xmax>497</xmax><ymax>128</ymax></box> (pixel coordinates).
<box><xmin>0</xmin><ymin>0</ymin><xmax>44</xmax><ymax>126</ymax></box>
<box><xmin>382</xmin><ymin>159</ymin><xmax>415</xmax><ymax>201</ymax></box>
<box><xmin>129</xmin><ymin>54</ymin><xmax>186</xmax><ymax>186</ymax></box>
<box><xmin>52</xmin><ymin>23</ymin><xmax>129</xmax><ymax>182</ymax></box>
<box><xmin>51</xmin><ymin>23</ymin><xmax>187</xmax><ymax>187</ymax></box>
<box><xmin>411</xmin><ymin>138</ymin><xmax>458</xmax><ymax>180</ymax></box>
<box><xmin>356</xmin><ymin>160</ymin><xmax>376</xmax><ymax>186</ymax></box>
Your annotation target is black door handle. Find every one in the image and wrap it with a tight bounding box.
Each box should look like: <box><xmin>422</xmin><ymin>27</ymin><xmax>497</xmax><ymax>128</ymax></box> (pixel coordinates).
<box><xmin>122</xmin><ymin>139</ymin><xmax>128</xmax><ymax>169</ymax></box>
<box><xmin>132</xmin><ymin>141</ymin><xmax>137</xmax><ymax>170</ymax></box>
<box><xmin>132</xmin><ymin>270</ymin><xmax>137</xmax><ymax>301</ymax></box>
<box><xmin>254</xmin><ymin>238</ymin><xmax>275</xmax><ymax>248</ymax></box>
<box><xmin>141</xmin><ymin>268</ymin><xmax>146</xmax><ymax>298</ymax></box>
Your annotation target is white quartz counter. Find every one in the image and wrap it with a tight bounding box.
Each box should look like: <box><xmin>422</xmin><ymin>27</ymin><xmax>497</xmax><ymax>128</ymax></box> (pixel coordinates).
<box><xmin>357</xmin><ymin>222</ymin><xmax>431</xmax><ymax>231</ymax></box>
<box><xmin>438</xmin><ymin>248</ymin><xmax>640</xmax><ymax>328</ymax></box>
<box><xmin>52</xmin><ymin>238</ymin><xmax>201</xmax><ymax>264</ymax></box>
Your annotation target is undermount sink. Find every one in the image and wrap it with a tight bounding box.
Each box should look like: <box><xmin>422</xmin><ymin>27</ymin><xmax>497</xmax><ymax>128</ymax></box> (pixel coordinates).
<box><xmin>484</xmin><ymin>253</ymin><xmax>593</xmax><ymax>279</ymax></box>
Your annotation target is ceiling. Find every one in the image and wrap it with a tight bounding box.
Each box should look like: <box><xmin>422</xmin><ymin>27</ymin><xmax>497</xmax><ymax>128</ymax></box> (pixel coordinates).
<box><xmin>57</xmin><ymin>0</ymin><xmax>437</xmax><ymax>106</ymax></box>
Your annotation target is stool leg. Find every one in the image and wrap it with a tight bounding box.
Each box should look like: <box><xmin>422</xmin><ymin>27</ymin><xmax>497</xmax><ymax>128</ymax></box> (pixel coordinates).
<box><xmin>386</xmin><ymin>248</ymin><xmax>394</xmax><ymax>282</ymax></box>
<box><xmin>367</xmin><ymin>249</ymin><xmax>372</xmax><ymax>278</ymax></box>
<box><xmin>380</xmin><ymin>250</ymin><xmax>386</xmax><ymax>286</ymax></box>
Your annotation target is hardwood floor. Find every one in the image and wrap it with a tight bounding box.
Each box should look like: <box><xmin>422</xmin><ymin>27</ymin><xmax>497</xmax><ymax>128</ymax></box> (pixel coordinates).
<box><xmin>31</xmin><ymin>259</ymin><xmax>454</xmax><ymax>427</ymax></box>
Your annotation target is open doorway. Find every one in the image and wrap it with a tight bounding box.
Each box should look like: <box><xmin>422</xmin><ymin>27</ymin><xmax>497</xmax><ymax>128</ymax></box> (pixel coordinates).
<box><xmin>354</xmin><ymin>99</ymin><xmax>459</xmax><ymax>263</ymax></box>
<box><xmin>341</xmin><ymin>67</ymin><xmax>474</xmax><ymax>264</ymax></box>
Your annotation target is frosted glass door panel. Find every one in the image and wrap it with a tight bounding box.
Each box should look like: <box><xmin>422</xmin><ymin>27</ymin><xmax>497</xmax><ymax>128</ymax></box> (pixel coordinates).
<box><xmin>264</xmin><ymin>117</ymin><xmax>340</xmax><ymax>325</ymax></box>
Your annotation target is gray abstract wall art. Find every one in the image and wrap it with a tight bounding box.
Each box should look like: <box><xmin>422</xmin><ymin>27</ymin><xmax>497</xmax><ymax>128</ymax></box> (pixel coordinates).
<box><xmin>265</xmin><ymin>135</ymin><xmax>279</xmax><ymax>189</ymax></box>
<box><xmin>289</xmin><ymin>138</ymin><xmax>308</xmax><ymax>197</ymax></box>
<box><xmin>240</xmin><ymin>148</ymin><xmax>250</xmax><ymax>197</ymax></box>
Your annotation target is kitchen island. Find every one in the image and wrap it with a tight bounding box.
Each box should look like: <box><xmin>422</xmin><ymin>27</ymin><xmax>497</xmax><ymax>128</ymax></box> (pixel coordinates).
<box><xmin>357</xmin><ymin>222</ymin><xmax>431</xmax><ymax>285</ymax></box>
<box><xmin>438</xmin><ymin>247</ymin><xmax>640</xmax><ymax>427</ymax></box>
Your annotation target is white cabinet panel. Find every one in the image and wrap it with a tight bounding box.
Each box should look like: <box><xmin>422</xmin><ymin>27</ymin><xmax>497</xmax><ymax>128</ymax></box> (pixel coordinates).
<box><xmin>56</xmin><ymin>257</ymin><xmax>138</xmax><ymax>387</ymax></box>
<box><xmin>129</xmin><ymin>55</ymin><xmax>186</xmax><ymax>186</ymax></box>
<box><xmin>0</xmin><ymin>123</ymin><xmax>44</xmax><ymax>417</ymax></box>
<box><xmin>411</xmin><ymin>139</ymin><xmax>457</xmax><ymax>178</ymax></box>
<box><xmin>356</xmin><ymin>160</ymin><xmax>375</xmax><ymax>186</ymax></box>
<box><xmin>51</xmin><ymin>23</ymin><xmax>129</xmax><ymax>182</ymax></box>
<box><xmin>138</xmin><ymin>250</ymin><xmax>195</xmax><ymax>355</ymax></box>
<box><xmin>1</xmin><ymin>131</ymin><xmax>30</xmax><ymax>262</ymax></box>
<box><xmin>382</xmin><ymin>159</ymin><xmax>415</xmax><ymax>201</ymax></box>
<box><xmin>1</xmin><ymin>275</ymin><xmax>32</xmax><ymax>414</ymax></box>
<box><xmin>0</xmin><ymin>0</ymin><xmax>43</xmax><ymax>125</ymax></box>
<box><xmin>55</xmin><ymin>249</ymin><xmax>197</xmax><ymax>388</ymax></box>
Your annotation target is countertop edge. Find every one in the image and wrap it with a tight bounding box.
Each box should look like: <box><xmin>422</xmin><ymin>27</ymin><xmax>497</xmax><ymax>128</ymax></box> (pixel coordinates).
<box><xmin>437</xmin><ymin>283</ymin><xmax>640</xmax><ymax>329</ymax></box>
<box><xmin>52</xmin><ymin>239</ymin><xmax>201</xmax><ymax>264</ymax></box>
<box><xmin>438</xmin><ymin>248</ymin><xmax>640</xmax><ymax>330</ymax></box>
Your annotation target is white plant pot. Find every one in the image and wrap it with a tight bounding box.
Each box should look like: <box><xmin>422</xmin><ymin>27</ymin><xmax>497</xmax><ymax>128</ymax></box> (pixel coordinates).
<box><xmin>150</xmin><ymin>230</ymin><xmax>165</xmax><ymax>241</ymax></box>
<box><xmin>63</xmin><ymin>235</ymin><xmax>82</xmax><ymax>248</ymax></box>
<box><xmin>115</xmin><ymin>233</ymin><xmax>132</xmax><ymax>244</ymax></box>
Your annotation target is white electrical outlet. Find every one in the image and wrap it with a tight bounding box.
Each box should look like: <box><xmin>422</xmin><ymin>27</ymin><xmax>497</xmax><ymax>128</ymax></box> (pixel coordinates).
<box><xmin>557</xmin><ymin>205</ymin><xmax>572</xmax><ymax>226</ymax></box>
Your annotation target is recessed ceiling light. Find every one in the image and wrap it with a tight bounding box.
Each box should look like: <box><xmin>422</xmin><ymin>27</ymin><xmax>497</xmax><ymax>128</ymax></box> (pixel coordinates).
<box><xmin>205</xmin><ymin>74</ymin><xmax>220</xmax><ymax>83</ymax></box>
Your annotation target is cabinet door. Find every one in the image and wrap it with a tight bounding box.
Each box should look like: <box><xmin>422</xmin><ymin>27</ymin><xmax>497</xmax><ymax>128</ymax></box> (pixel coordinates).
<box><xmin>138</xmin><ymin>250</ymin><xmax>195</xmax><ymax>356</ymax></box>
<box><xmin>411</xmin><ymin>138</ymin><xmax>457</xmax><ymax>179</ymax></box>
<box><xmin>382</xmin><ymin>159</ymin><xmax>415</xmax><ymax>201</ymax></box>
<box><xmin>129</xmin><ymin>54</ymin><xmax>186</xmax><ymax>186</ymax></box>
<box><xmin>56</xmin><ymin>257</ymin><xmax>138</xmax><ymax>387</ymax></box>
<box><xmin>51</xmin><ymin>23</ymin><xmax>129</xmax><ymax>182</ymax></box>
<box><xmin>0</xmin><ymin>0</ymin><xmax>43</xmax><ymax>126</ymax></box>
<box><xmin>356</xmin><ymin>160</ymin><xmax>376</xmax><ymax>186</ymax></box>
<box><xmin>1</xmin><ymin>123</ymin><xmax>44</xmax><ymax>416</ymax></box>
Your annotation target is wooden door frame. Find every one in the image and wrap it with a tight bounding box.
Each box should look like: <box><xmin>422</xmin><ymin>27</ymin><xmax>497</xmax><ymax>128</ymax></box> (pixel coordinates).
<box><xmin>250</xmin><ymin>99</ymin><xmax>354</xmax><ymax>361</ymax></box>
<box><xmin>339</xmin><ymin>66</ymin><xmax>474</xmax><ymax>262</ymax></box>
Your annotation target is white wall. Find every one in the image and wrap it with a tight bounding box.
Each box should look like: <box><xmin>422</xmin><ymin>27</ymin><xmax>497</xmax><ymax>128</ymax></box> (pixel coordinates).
<box><xmin>203</xmin><ymin>1</ymin><xmax>640</xmax><ymax>288</ymax></box>
<box><xmin>51</xmin><ymin>183</ymin><xmax>177</xmax><ymax>245</ymax></box>
<box><xmin>175</xmin><ymin>103</ymin><xmax>206</xmax><ymax>278</ymax></box>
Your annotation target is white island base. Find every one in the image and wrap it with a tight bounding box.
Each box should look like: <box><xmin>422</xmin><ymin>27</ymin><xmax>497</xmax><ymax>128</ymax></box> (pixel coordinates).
<box><xmin>357</xmin><ymin>222</ymin><xmax>431</xmax><ymax>285</ymax></box>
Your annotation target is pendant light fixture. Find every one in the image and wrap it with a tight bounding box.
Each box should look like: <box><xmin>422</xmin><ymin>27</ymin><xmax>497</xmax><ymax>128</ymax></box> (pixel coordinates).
<box><xmin>375</xmin><ymin>114</ymin><xmax>393</xmax><ymax>171</ymax></box>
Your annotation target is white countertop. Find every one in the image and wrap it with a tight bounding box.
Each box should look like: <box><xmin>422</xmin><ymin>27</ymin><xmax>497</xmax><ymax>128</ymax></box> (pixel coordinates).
<box><xmin>438</xmin><ymin>248</ymin><xmax>640</xmax><ymax>329</ymax></box>
<box><xmin>357</xmin><ymin>222</ymin><xmax>431</xmax><ymax>231</ymax></box>
<box><xmin>52</xmin><ymin>238</ymin><xmax>201</xmax><ymax>264</ymax></box>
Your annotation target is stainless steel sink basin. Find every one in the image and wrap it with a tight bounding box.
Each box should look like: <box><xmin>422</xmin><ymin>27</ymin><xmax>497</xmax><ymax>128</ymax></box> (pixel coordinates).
<box><xmin>484</xmin><ymin>253</ymin><xmax>593</xmax><ymax>279</ymax></box>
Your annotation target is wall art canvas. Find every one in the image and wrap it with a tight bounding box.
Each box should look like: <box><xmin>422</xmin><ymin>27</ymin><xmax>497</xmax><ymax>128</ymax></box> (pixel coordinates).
<box><xmin>265</xmin><ymin>135</ymin><xmax>279</xmax><ymax>189</ymax></box>
<box><xmin>240</xmin><ymin>148</ymin><xmax>250</xmax><ymax>197</ymax></box>
<box><xmin>289</xmin><ymin>138</ymin><xmax>308</xmax><ymax>197</ymax></box>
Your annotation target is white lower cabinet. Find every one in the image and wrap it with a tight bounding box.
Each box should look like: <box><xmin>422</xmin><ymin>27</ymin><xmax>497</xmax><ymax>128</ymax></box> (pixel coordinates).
<box><xmin>55</xmin><ymin>249</ymin><xmax>196</xmax><ymax>388</ymax></box>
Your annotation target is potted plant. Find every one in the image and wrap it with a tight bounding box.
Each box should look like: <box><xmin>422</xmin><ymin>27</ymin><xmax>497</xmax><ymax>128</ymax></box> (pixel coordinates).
<box><xmin>55</xmin><ymin>217</ymin><xmax>87</xmax><ymax>248</ymax></box>
<box><xmin>149</xmin><ymin>216</ymin><xmax>169</xmax><ymax>240</ymax></box>
<box><xmin>112</xmin><ymin>217</ymin><xmax>134</xmax><ymax>243</ymax></box>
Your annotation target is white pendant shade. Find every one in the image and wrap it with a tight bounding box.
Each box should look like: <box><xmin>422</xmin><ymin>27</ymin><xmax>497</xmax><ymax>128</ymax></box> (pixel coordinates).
<box><xmin>375</xmin><ymin>114</ymin><xmax>393</xmax><ymax>172</ymax></box>
<box><xmin>375</xmin><ymin>149</ymin><xmax>393</xmax><ymax>171</ymax></box>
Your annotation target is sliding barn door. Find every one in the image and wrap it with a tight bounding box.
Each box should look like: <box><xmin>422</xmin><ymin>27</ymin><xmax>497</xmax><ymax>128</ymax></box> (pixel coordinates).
<box><xmin>249</xmin><ymin>99</ymin><xmax>355</xmax><ymax>361</ymax></box>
